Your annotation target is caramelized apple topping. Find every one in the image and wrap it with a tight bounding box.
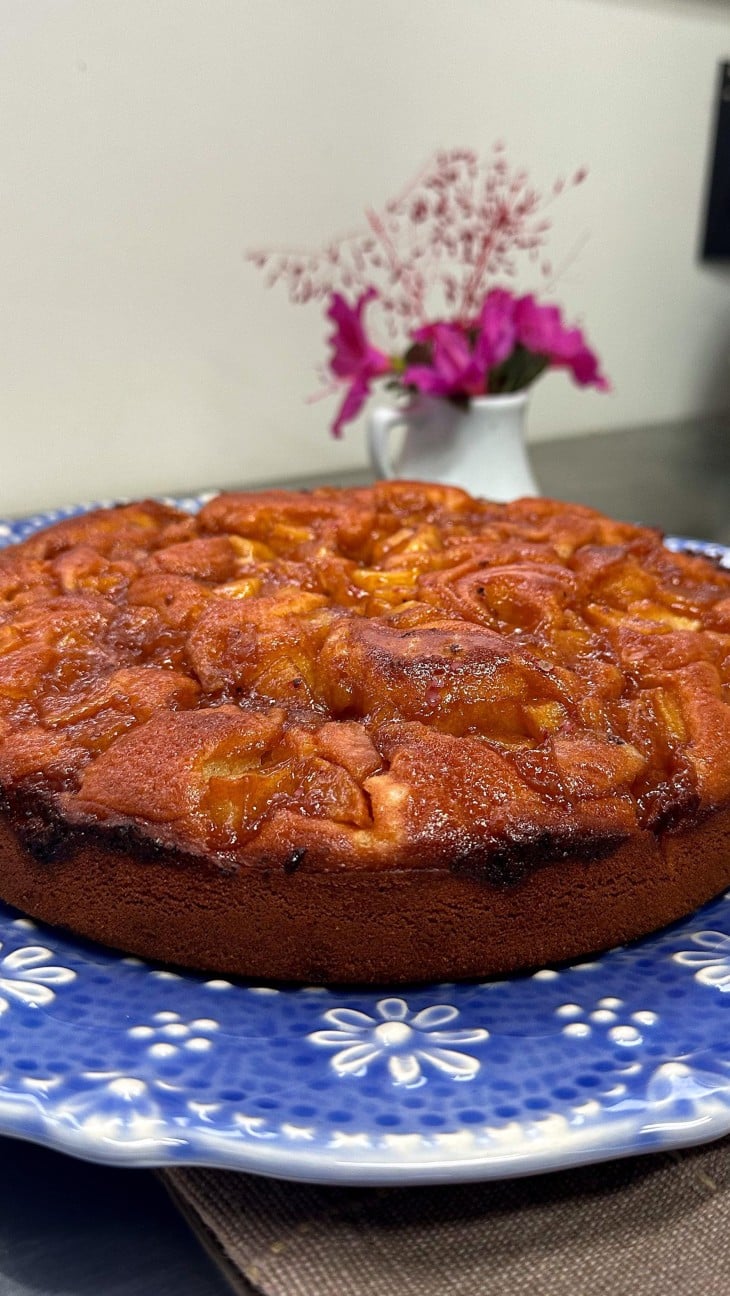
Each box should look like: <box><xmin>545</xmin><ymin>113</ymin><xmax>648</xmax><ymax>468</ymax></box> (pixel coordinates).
<box><xmin>0</xmin><ymin>486</ymin><xmax>728</xmax><ymax>866</ymax></box>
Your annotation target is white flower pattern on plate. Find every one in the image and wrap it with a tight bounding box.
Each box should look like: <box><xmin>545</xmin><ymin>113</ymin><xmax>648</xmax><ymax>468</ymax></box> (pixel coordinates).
<box><xmin>673</xmin><ymin>931</ymin><xmax>730</xmax><ymax>988</ymax></box>
<box><xmin>58</xmin><ymin>1072</ymin><xmax>167</xmax><ymax>1143</ymax></box>
<box><xmin>554</xmin><ymin>998</ymin><xmax>658</xmax><ymax>1046</ymax></box>
<box><xmin>0</xmin><ymin>943</ymin><xmax>75</xmax><ymax>1013</ymax></box>
<box><xmin>127</xmin><ymin>1010</ymin><xmax>219</xmax><ymax>1057</ymax></box>
<box><xmin>309</xmin><ymin>997</ymin><xmax>489</xmax><ymax>1085</ymax></box>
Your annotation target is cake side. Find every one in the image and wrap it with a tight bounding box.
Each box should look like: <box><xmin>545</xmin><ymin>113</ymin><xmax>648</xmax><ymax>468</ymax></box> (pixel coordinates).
<box><xmin>1</xmin><ymin>791</ymin><xmax>729</xmax><ymax>984</ymax></box>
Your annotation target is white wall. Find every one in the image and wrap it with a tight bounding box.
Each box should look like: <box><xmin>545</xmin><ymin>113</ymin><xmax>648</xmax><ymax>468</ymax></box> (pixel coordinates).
<box><xmin>0</xmin><ymin>0</ymin><xmax>727</xmax><ymax>513</ymax></box>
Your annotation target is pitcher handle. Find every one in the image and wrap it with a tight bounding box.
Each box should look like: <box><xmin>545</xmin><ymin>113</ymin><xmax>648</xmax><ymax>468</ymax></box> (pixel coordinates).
<box><xmin>366</xmin><ymin>406</ymin><xmax>405</xmax><ymax>480</ymax></box>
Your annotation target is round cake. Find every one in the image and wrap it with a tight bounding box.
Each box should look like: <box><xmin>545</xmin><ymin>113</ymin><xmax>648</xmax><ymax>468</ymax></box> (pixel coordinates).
<box><xmin>0</xmin><ymin>483</ymin><xmax>729</xmax><ymax>984</ymax></box>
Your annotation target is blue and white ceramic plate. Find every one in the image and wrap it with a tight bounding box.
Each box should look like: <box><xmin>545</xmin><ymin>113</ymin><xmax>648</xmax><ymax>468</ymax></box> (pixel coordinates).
<box><xmin>0</xmin><ymin>501</ymin><xmax>729</xmax><ymax>1185</ymax></box>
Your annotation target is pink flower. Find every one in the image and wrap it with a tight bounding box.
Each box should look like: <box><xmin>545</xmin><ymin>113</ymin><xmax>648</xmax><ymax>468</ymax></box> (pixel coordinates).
<box><xmin>329</xmin><ymin>375</ymin><xmax>373</xmax><ymax>436</ymax></box>
<box><xmin>513</xmin><ymin>295</ymin><xmax>563</xmax><ymax>355</ymax></box>
<box><xmin>404</xmin><ymin>290</ymin><xmax>519</xmax><ymax>398</ymax></box>
<box><xmin>326</xmin><ymin>289</ymin><xmax>391</xmax><ymax>436</ymax></box>
<box><xmin>323</xmin><ymin>284</ymin><xmax>607</xmax><ymax>431</ymax></box>
<box><xmin>475</xmin><ymin>288</ymin><xmax>517</xmax><ymax>369</ymax></box>
<box><xmin>405</xmin><ymin>321</ymin><xmax>487</xmax><ymax>398</ymax></box>
<box><xmin>514</xmin><ymin>295</ymin><xmax>608</xmax><ymax>390</ymax></box>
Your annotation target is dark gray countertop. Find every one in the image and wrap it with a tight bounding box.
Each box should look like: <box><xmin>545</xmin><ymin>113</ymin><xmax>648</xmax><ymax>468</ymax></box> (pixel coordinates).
<box><xmin>0</xmin><ymin>413</ymin><xmax>728</xmax><ymax>1296</ymax></box>
<box><xmin>531</xmin><ymin>416</ymin><xmax>730</xmax><ymax>545</ymax></box>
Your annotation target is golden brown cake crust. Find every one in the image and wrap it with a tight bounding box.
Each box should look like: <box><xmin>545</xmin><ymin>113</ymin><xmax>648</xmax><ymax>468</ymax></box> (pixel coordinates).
<box><xmin>0</xmin><ymin>483</ymin><xmax>729</xmax><ymax>983</ymax></box>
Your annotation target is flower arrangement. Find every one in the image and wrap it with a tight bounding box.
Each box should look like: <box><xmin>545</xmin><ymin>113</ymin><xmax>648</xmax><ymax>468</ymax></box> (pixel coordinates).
<box><xmin>249</xmin><ymin>146</ymin><xmax>608</xmax><ymax>437</ymax></box>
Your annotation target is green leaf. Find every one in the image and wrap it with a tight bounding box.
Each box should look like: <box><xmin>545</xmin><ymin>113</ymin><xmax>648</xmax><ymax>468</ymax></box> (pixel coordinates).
<box><xmin>488</xmin><ymin>346</ymin><xmax>549</xmax><ymax>393</ymax></box>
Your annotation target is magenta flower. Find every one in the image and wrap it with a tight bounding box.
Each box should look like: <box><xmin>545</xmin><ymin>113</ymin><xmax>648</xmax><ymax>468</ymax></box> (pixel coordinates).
<box><xmin>326</xmin><ymin>290</ymin><xmax>392</xmax><ymax>436</ymax></box>
<box><xmin>404</xmin><ymin>290</ymin><xmax>518</xmax><ymax>399</ymax></box>
<box><xmin>322</xmin><ymin>283</ymin><xmax>607</xmax><ymax>434</ymax></box>
<box><xmin>475</xmin><ymin>289</ymin><xmax>517</xmax><ymax>369</ymax></box>
<box><xmin>405</xmin><ymin>321</ymin><xmax>486</xmax><ymax>398</ymax></box>
<box><xmin>514</xmin><ymin>295</ymin><xmax>608</xmax><ymax>390</ymax></box>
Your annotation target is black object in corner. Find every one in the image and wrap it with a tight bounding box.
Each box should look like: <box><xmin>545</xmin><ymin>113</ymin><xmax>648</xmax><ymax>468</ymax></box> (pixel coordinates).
<box><xmin>703</xmin><ymin>62</ymin><xmax>730</xmax><ymax>260</ymax></box>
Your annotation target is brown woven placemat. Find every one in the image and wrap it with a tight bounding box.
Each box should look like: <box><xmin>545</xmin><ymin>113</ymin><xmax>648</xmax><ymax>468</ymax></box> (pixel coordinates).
<box><xmin>160</xmin><ymin>1136</ymin><xmax>730</xmax><ymax>1296</ymax></box>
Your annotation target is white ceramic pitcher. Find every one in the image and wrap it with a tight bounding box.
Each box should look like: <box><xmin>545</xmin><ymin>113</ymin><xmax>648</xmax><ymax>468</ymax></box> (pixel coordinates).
<box><xmin>366</xmin><ymin>391</ymin><xmax>539</xmax><ymax>502</ymax></box>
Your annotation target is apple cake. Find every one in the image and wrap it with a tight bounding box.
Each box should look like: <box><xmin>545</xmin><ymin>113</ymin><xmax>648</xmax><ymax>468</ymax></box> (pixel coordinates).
<box><xmin>0</xmin><ymin>482</ymin><xmax>729</xmax><ymax>984</ymax></box>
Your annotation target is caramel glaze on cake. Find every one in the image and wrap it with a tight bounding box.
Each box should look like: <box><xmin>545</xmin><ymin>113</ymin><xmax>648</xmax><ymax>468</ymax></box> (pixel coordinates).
<box><xmin>1</xmin><ymin>482</ymin><xmax>730</xmax><ymax>984</ymax></box>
